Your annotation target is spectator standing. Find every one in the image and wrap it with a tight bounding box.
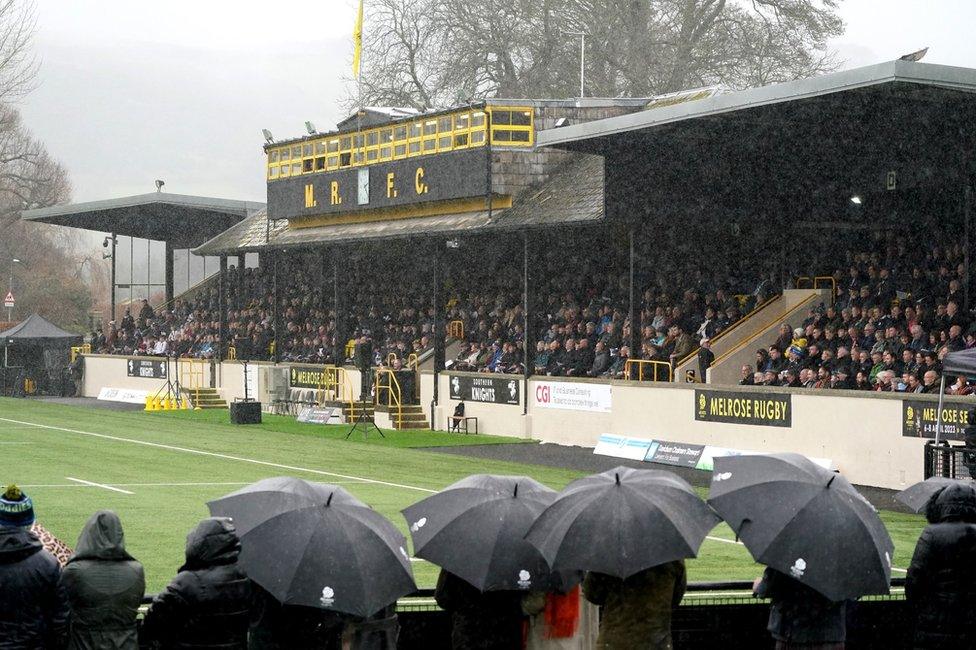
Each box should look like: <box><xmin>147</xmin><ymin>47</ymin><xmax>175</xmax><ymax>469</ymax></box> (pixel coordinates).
<box><xmin>698</xmin><ymin>339</ymin><xmax>715</xmax><ymax>383</ymax></box>
<box><xmin>435</xmin><ymin>569</ymin><xmax>527</xmax><ymax>650</ymax></box>
<box><xmin>61</xmin><ymin>510</ymin><xmax>145</xmax><ymax>650</ymax></box>
<box><xmin>753</xmin><ymin>567</ymin><xmax>846</xmax><ymax>649</ymax></box>
<box><xmin>0</xmin><ymin>484</ymin><xmax>69</xmax><ymax>649</ymax></box>
<box><xmin>906</xmin><ymin>483</ymin><xmax>976</xmax><ymax>648</ymax></box>
<box><xmin>582</xmin><ymin>561</ymin><xmax>686</xmax><ymax>650</ymax></box>
<box><xmin>142</xmin><ymin>518</ymin><xmax>252</xmax><ymax>650</ymax></box>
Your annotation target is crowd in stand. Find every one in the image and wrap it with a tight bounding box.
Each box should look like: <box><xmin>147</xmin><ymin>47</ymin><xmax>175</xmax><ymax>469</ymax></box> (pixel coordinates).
<box><xmin>88</xmin><ymin>236</ymin><xmax>976</xmax><ymax>393</ymax></box>
<box><xmin>740</xmin><ymin>242</ymin><xmax>975</xmax><ymax>393</ymax></box>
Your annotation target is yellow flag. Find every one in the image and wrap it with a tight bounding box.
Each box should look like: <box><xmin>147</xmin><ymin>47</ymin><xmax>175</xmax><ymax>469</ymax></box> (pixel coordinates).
<box><xmin>352</xmin><ymin>0</ymin><xmax>364</xmax><ymax>78</ymax></box>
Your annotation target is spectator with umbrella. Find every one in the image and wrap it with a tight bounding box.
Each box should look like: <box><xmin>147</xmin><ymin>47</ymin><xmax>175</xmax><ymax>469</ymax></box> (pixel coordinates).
<box><xmin>208</xmin><ymin>477</ymin><xmax>415</xmax><ymax>647</ymax></box>
<box><xmin>707</xmin><ymin>453</ymin><xmax>894</xmax><ymax>649</ymax></box>
<box><xmin>525</xmin><ymin>467</ymin><xmax>718</xmax><ymax>648</ymax></box>
<box><xmin>403</xmin><ymin>475</ymin><xmax>582</xmax><ymax>649</ymax></box>
<box><xmin>906</xmin><ymin>482</ymin><xmax>976</xmax><ymax>648</ymax></box>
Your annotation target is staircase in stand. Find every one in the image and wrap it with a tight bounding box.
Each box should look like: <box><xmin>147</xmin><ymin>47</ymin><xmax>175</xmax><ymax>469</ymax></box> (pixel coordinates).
<box><xmin>376</xmin><ymin>404</ymin><xmax>430</xmax><ymax>430</ymax></box>
<box><xmin>182</xmin><ymin>387</ymin><xmax>228</xmax><ymax>410</ymax></box>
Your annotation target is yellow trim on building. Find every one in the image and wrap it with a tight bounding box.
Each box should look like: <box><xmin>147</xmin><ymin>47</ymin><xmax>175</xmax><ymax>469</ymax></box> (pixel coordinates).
<box><xmin>288</xmin><ymin>195</ymin><xmax>513</xmax><ymax>229</ymax></box>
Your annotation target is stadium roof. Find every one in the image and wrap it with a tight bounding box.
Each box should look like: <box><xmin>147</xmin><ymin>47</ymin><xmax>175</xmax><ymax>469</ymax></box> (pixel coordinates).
<box><xmin>21</xmin><ymin>193</ymin><xmax>265</xmax><ymax>249</ymax></box>
<box><xmin>194</xmin><ymin>153</ymin><xmax>604</xmax><ymax>255</ymax></box>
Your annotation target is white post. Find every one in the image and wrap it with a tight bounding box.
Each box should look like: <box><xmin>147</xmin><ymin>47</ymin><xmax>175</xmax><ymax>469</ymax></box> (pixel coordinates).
<box><xmin>579</xmin><ymin>33</ymin><xmax>585</xmax><ymax>98</ymax></box>
<box><xmin>934</xmin><ymin>374</ymin><xmax>947</xmax><ymax>445</ymax></box>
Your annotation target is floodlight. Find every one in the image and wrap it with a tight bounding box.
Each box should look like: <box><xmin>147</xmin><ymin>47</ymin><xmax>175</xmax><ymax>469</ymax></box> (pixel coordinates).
<box><xmin>262</xmin><ymin>129</ymin><xmax>274</xmax><ymax>144</ymax></box>
<box><xmin>155</xmin><ymin>179</ymin><xmax>165</xmax><ymax>192</ymax></box>
<box><xmin>850</xmin><ymin>195</ymin><xmax>862</xmax><ymax>205</ymax></box>
<box><xmin>305</xmin><ymin>121</ymin><xmax>317</xmax><ymax>134</ymax></box>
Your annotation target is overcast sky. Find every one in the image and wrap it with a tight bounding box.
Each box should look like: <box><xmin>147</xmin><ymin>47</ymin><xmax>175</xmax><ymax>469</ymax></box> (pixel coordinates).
<box><xmin>17</xmin><ymin>0</ymin><xmax>976</xmax><ymax>206</ymax></box>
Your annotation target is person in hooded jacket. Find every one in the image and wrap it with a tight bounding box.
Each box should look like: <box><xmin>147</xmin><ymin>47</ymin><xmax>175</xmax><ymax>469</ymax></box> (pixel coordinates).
<box><xmin>142</xmin><ymin>517</ymin><xmax>252</xmax><ymax>650</ymax></box>
<box><xmin>752</xmin><ymin>567</ymin><xmax>846</xmax><ymax>649</ymax></box>
<box><xmin>906</xmin><ymin>482</ymin><xmax>976</xmax><ymax>648</ymax></box>
<box><xmin>0</xmin><ymin>484</ymin><xmax>69</xmax><ymax>650</ymax></box>
<box><xmin>60</xmin><ymin>510</ymin><xmax>145</xmax><ymax>650</ymax></box>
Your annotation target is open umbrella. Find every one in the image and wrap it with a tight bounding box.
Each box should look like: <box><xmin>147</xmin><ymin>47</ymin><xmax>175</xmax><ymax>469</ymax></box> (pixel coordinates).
<box><xmin>402</xmin><ymin>474</ymin><xmax>577</xmax><ymax>592</ymax></box>
<box><xmin>208</xmin><ymin>479</ymin><xmax>415</xmax><ymax>617</ymax></box>
<box><xmin>708</xmin><ymin>453</ymin><xmax>893</xmax><ymax>601</ymax></box>
<box><xmin>524</xmin><ymin>466</ymin><xmax>719</xmax><ymax>579</ymax></box>
<box><xmin>895</xmin><ymin>476</ymin><xmax>970</xmax><ymax>513</ymax></box>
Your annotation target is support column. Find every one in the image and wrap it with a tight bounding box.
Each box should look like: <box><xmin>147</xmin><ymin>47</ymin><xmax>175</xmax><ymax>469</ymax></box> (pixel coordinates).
<box><xmin>522</xmin><ymin>231</ymin><xmax>534</xmax><ymax>415</ymax></box>
<box><xmin>965</xmin><ymin>184</ymin><xmax>971</xmax><ymax>311</ymax></box>
<box><xmin>109</xmin><ymin>233</ymin><xmax>117</xmax><ymax>324</ymax></box>
<box><xmin>272</xmin><ymin>252</ymin><xmax>280</xmax><ymax>364</ymax></box>
<box><xmin>164</xmin><ymin>242</ymin><xmax>174</xmax><ymax>306</ymax></box>
<box><xmin>218</xmin><ymin>255</ymin><xmax>228</xmax><ymax>360</ymax></box>
<box><xmin>432</xmin><ymin>240</ymin><xmax>445</xmax><ymax>427</ymax></box>
<box><xmin>628</xmin><ymin>228</ymin><xmax>640</xmax><ymax>379</ymax></box>
<box><xmin>333</xmin><ymin>254</ymin><xmax>344</xmax><ymax>366</ymax></box>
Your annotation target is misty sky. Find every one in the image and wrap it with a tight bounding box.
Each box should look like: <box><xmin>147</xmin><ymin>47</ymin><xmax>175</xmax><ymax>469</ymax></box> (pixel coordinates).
<box><xmin>17</xmin><ymin>0</ymin><xmax>976</xmax><ymax>207</ymax></box>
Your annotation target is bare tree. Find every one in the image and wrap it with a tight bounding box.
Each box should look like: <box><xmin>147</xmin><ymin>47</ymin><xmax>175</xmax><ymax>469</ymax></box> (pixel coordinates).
<box><xmin>345</xmin><ymin>0</ymin><xmax>844</xmax><ymax>111</ymax></box>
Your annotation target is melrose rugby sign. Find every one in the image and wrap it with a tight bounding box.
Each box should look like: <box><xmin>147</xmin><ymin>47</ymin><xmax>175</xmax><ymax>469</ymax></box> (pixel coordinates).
<box><xmin>695</xmin><ymin>389</ymin><xmax>791</xmax><ymax>427</ymax></box>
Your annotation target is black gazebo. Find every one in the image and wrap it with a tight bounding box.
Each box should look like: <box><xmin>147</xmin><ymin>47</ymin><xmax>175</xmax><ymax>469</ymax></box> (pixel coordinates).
<box><xmin>1</xmin><ymin>314</ymin><xmax>82</xmax><ymax>396</ymax></box>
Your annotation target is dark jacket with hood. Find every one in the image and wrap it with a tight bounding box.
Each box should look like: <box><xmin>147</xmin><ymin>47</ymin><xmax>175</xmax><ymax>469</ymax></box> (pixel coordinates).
<box><xmin>0</xmin><ymin>526</ymin><xmax>69</xmax><ymax>649</ymax></box>
<box><xmin>142</xmin><ymin>518</ymin><xmax>252</xmax><ymax>650</ymax></box>
<box><xmin>61</xmin><ymin>510</ymin><xmax>145</xmax><ymax>650</ymax></box>
<box><xmin>434</xmin><ymin>570</ymin><xmax>526</xmax><ymax>650</ymax></box>
<box><xmin>906</xmin><ymin>483</ymin><xmax>976</xmax><ymax>648</ymax></box>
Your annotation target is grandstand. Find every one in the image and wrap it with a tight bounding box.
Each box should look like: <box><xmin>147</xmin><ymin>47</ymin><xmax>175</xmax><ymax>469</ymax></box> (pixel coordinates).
<box><xmin>18</xmin><ymin>59</ymin><xmax>976</xmax><ymax>490</ymax></box>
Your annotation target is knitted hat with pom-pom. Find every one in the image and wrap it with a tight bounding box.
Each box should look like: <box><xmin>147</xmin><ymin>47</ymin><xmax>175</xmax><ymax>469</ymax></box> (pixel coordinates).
<box><xmin>0</xmin><ymin>484</ymin><xmax>35</xmax><ymax>528</ymax></box>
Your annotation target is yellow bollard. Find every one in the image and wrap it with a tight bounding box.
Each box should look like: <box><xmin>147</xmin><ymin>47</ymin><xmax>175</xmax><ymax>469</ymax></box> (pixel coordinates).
<box><xmin>145</xmin><ymin>396</ymin><xmax>153</xmax><ymax>411</ymax></box>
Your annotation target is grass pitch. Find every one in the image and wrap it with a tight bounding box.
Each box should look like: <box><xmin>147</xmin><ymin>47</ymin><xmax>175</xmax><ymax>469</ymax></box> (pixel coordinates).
<box><xmin>0</xmin><ymin>397</ymin><xmax>926</xmax><ymax>594</ymax></box>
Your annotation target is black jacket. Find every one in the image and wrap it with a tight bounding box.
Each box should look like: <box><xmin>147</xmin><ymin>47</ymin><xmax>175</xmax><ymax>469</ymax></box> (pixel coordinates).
<box><xmin>0</xmin><ymin>526</ymin><xmax>69</xmax><ymax>649</ymax></box>
<box><xmin>434</xmin><ymin>570</ymin><xmax>525</xmax><ymax>650</ymax></box>
<box><xmin>754</xmin><ymin>568</ymin><xmax>846</xmax><ymax>644</ymax></box>
<box><xmin>906</xmin><ymin>484</ymin><xmax>976</xmax><ymax>648</ymax></box>
<box><xmin>143</xmin><ymin>518</ymin><xmax>252</xmax><ymax>650</ymax></box>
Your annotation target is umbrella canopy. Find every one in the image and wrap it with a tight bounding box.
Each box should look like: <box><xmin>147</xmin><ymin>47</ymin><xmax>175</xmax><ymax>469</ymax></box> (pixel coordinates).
<box><xmin>208</xmin><ymin>476</ymin><xmax>367</xmax><ymax>536</ymax></box>
<box><xmin>943</xmin><ymin>347</ymin><xmax>976</xmax><ymax>377</ymax></box>
<box><xmin>208</xmin><ymin>479</ymin><xmax>415</xmax><ymax>617</ymax></box>
<box><xmin>402</xmin><ymin>474</ymin><xmax>577</xmax><ymax>592</ymax></box>
<box><xmin>895</xmin><ymin>477</ymin><xmax>972</xmax><ymax>513</ymax></box>
<box><xmin>524</xmin><ymin>466</ymin><xmax>719</xmax><ymax>579</ymax></box>
<box><xmin>708</xmin><ymin>453</ymin><xmax>893</xmax><ymax>601</ymax></box>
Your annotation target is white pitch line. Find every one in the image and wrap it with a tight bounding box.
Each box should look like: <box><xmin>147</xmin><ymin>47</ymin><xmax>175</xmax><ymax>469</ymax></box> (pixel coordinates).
<box><xmin>706</xmin><ymin>535</ymin><xmax>743</xmax><ymax>545</ymax></box>
<box><xmin>892</xmin><ymin>567</ymin><xmax>907</xmax><ymax>573</ymax></box>
<box><xmin>1</xmin><ymin>417</ymin><xmax>436</xmax><ymax>494</ymax></box>
<box><xmin>22</xmin><ymin>480</ymin><xmax>370</xmax><ymax>489</ymax></box>
<box><xmin>66</xmin><ymin>477</ymin><xmax>134</xmax><ymax>495</ymax></box>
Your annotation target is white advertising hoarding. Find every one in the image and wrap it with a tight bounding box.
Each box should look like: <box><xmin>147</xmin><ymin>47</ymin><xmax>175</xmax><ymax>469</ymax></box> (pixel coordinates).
<box><xmin>533</xmin><ymin>381</ymin><xmax>612</xmax><ymax>413</ymax></box>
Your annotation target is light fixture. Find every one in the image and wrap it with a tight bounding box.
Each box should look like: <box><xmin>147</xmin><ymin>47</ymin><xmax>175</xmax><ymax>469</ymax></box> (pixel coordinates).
<box><xmin>850</xmin><ymin>195</ymin><xmax>862</xmax><ymax>205</ymax></box>
<box><xmin>553</xmin><ymin>117</ymin><xmax>570</xmax><ymax>128</ymax></box>
<box><xmin>305</xmin><ymin>121</ymin><xmax>317</xmax><ymax>135</ymax></box>
<box><xmin>11</xmin><ymin>258</ymin><xmax>20</xmax><ymax>263</ymax></box>
<box><xmin>155</xmin><ymin>179</ymin><xmax>165</xmax><ymax>192</ymax></box>
<box><xmin>262</xmin><ymin>128</ymin><xmax>274</xmax><ymax>144</ymax></box>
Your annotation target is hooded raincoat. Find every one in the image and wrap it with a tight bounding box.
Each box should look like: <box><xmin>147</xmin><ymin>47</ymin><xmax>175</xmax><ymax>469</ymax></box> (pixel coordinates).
<box><xmin>906</xmin><ymin>483</ymin><xmax>976</xmax><ymax>648</ymax></box>
<box><xmin>142</xmin><ymin>518</ymin><xmax>252</xmax><ymax>650</ymax></box>
<box><xmin>0</xmin><ymin>526</ymin><xmax>69</xmax><ymax>649</ymax></box>
<box><xmin>61</xmin><ymin>510</ymin><xmax>145</xmax><ymax>650</ymax></box>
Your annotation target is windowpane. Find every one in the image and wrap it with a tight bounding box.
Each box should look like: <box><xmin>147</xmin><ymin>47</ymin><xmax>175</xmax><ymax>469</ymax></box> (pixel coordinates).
<box><xmin>380</xmin><ymin>145</ymin><xmax>392</xmax><ymax>158</ymax></box>
<box><xmin>340</xmin><ymin>152</ymin><xmax>351</xmax><ymax>167</ymax></box>
<box><xmin>395</xmin><ymin>144</ymin><xmax>407</xmax><ymax>157</ymax></box>
<box><xmin>280</xmin><ymin>149</ymin><xmax>291</xmax><ymax>161</ymax></box>
<box><xmin>423</xmin><ymin>120</ymin><xmax>437</xmax><ymax>136</ymax></box>
<box><xmin>511</xmin><ymin>110</ymin><xmax>532</xmax><ymax>126</ymax></box>
<box><xmin>492</xmin><ymin>110</ymin><xmax>512</xmax><ymax>125</ymax></box>
<box><xmin>269</xmin><ymin>166</ymin><xmax>279</xmax><ymax>179</ymax></box>
<box><xmin>394</xmin><ymin>126</ymin><xmax>408</xmax><ymax>140</ymax></box>
<box><xmin>438</xmin><ymin>135</ymin><xmax>451</xmax><ymax>149</ymax></box>
<box><xmin>353</xmin><ymin>134</ymin><xmax>364</xmax><ymax>148</ymax></box>
<box><xmin>340</xmin><ymin>136</ymin><xmax>352</xmax><ymax>150</ymax></box>
<box><xmin>366</xmin><ymin>131</ymin><xmax>378</xmax><ymax>146</ymax></box>
<box><xmin>492</xmin><ymin>130</ymin><xmax>512</xmax><ymax>142</ymax></box>
<box><xmin>327</xmin><ymin>155</ymin><xmax>339</xmax><ymax>168</ymax></box>
<box><xmin>269</xmin><ymin>151</ymin><xmax>279</xmax><ymax>163</ymax></box>
<box><xmin>423</xmin><ymin>138</ymin><xmax>436</xmax><ymax>151</ymax></box>
<box><xmin>454</xmin><ymin>133</ymin><xmax>469</xmax><ymax>147</ymax></box>
<box><xmin>366</xmin><ymin>149</ymin><xmax>378</xmax><ymax>161</ymax></box>
<box><xmin>328</xmin><ymin>139</ymin><xmax>340</xmax><ymax>153</ymax></box>
<box><xmin>280</xmin><ymin>166</ymin><xmax>290</xmax><ymax>177</ymax></box>
<box><xmin>438</xmin><ymin>116</ymin><xmax>452</xmax><ymax>132</ymax></box>
<box><xmin>380</xmin><ymin>129</ymin><xmax>393</xmax><ymax>143</ymax></box>
<box><xmin>408</xmin><ymin>141</ymin><xmax>421</xmax><ymax>154</ymax></box>
<box><xmin>314</xmin><ymin>142</ymin><xmax>326</xmax><ymax>155</ymax></box>
<box><xmin>303</xmin><ymin>159</ymin><xmax>313</xmax><ymax>172</ymax></box>
<box><xmin>455</xmin><ymin>113</ymin><xmax>470</xmax><ymax>130</ymax></box>
<box><xmin>292</xmin><ymin>145</ymin><xmax>302</xmax><ymax>157</ymax></box>
<box><xmin>292</xmin><ymin>163</ymin><xmax>302</xmax><ymax>174</ymax></box>
<box><xmin>303</xmin><ymin>144</ymin><xmax>312</xmax><ymax>156</ymax></box>
<box><xmin>471</xmin><ymin>111</ymin><xmax>486</xmax><ymax>127</ymax></box>
<box><xmin>511</xmin><ymin>130</ymin><xmax>530</xmax><ymax>142</ymax></box>
<box><xmin>471</xmin><ymin>130</ymin><xmax>485</xmax><ymax>144</ymax></box>
<box><xmin>315</xmin><ymin>157</ymin><xmax>326</xmax><ymax>170</ymax></box>
<box><xmin>353</xmin><ymin>151</ymin><xmax>364</xmax><ymax>164</ymax></box>
<box><xmin>409</xmin><ymin>122</ymin><xmax>422</xmax><ymax>138</ymax></box>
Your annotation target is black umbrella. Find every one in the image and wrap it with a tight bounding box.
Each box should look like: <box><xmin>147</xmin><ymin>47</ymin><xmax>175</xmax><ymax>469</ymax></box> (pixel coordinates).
<box><xmin>208</xmin><ymin>476</ymin><xmax>367</xmax><ymax>536</ymax></box>
<box><xmin>208</xmin><ymin>479</ymin><xmax>415</xmax><ymax>617</ymax></box>
<box><xmin>895</xmin><ymin>477</ymin><xmax>970</xmax><ymax>513</ymax></box>
<box><xmin>524</xmin><ymin>466</ymin><xmax>720</xmax><ymax>579</ymax></box>
<box><xmin>402</xmin><ymin>474</ymin><xmax>577</xmax><ymax>592</ymax></box>
<box><xmin>708</xmin><ymin>453</ymin><xmax>893</xmax><ymax>601</ymax></box>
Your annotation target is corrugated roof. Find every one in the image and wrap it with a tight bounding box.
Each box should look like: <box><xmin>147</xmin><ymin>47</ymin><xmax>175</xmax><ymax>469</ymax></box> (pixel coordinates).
<box><xmin>193</xmin><ymin>208</ymin><xmax>284</xmax><ymax>256</ymax></box>
<box><xmin>489</xmin><ymin>153</ymin><xmax>603</xmax><ymax>230</ymax></box>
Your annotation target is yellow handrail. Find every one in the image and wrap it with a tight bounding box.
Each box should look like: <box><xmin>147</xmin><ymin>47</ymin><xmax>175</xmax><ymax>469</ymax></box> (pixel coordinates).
<box><xmin>407</xmin><ymin>353</ymin><xmax>419</xmax><ymax>369</ymax></box>
<box><xmin>178</xmin><ymin>357</ymin><xmax>206</xmax><ymax>410</ymax></box>
<box><xmin>813</xmin><ymin>276</ymin><xmax>837</xmax><ymax>306</ymax></box>
<box><xmin>70</xmin><ymin>344</ymin><xmax>91</xmax><ymax>363</ymax></box>
<box><xmin>795</xmin><ymin>276</ymin><xmax>813</xmax><ymax>289</ymax></box>
<box><xmin>313</xmin><ymin>365</ymin><xmax>356</xmax><ymax>419</ymax></box>
<box><xmin>386</xmin><ymin>352</ymin><xmax>398</xmax><ymax>366</ymax></box>
<box><xmin>345</xmin><ymin>339</ymin><xmax>356</xmax><ymax>360</ymax></box>
<box><xmin>374</xmin><ymin>367</ymin><xmax>402</xmax><ymax>428</ymax></box>
<box><xmin>227</xmin><ymin>346</ymin><xmax>237</xmax><ymax>360</ymax></box>
<box><xmin>674</xmin><ymin>294</ymin><xmax>779</xmax><ymax>369</ymax></box>
<box><xmin>448</xmin><ymin>320</ymin><xmax>464</xmax><ymax>339</ymax></box>
<box><xmin>710</xmin><ymin>293</ymin><xmax>822</xmax><ymax>367</ymax></box>
<box><xmin>624</xmin><ymin>359</ymin><xmax>673</xmax><ymax>382</ymax></box>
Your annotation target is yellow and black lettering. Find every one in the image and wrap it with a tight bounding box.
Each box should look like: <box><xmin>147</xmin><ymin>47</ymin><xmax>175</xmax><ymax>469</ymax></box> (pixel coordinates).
<box><xmin>330</xmin><ymin>181</ymin><xmax>342</xmax><ymax>205</ymax></box>
<box><xmin>415</xmin><ymin>167</ymin><xmax>428</xmax><ymax>195</ymax></box>
<box><xmin>304</xmin><ymin>184</ymin><xmax>317</xmax><ymax>208</ymax></box>
<box><xmin>387</xmin><ymin>172</ymin><xmax>397</xmax><ymax>198</ymax></box>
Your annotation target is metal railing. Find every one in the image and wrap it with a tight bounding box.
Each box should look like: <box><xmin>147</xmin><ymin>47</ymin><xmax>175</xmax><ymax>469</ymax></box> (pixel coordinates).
<box><xmin>178</xmin><ymin>357</ymin><xmax>206</xmax><ymax>410</ymax></box>
<box><xmin>374</xmin><ymin>367</ymin><xmax>403</xmax><ymax>428</ymax></box>
<box><xmin>226</xmin><ymin>346</ymin><xmax>236</xmax><ymax>360</ymax></box>
<box><xmin>795</xmin><ymin>275</ymin><xmax>837</xmax><ymax>305</ymax></box>
<box><xmin>344</xmin><ymin>339</ymin><xmax>356</xmax><ymax>360</ymax></box>
<box><xmin>448</xmin><ymin>320</ymin><xmax>464</xmax><ymax>339</ymax></box>
<box><xmin>674</xmin><ymin>294</ymin><xmax>780</xmax><ymax>372</ymax></box>
<box><xmin>70</xmin><ymin>344</ymin><xmax>91</xmax><ymax>363</ymax></box>
<box><xmin>925</xmin><ymin>441</ymin><xmax>976</xmax><ymax>480</ymax></box>
<box><xmin>313</xmin><ymin>365</ymin><xmax>357</xmax><ymax>419</ymax></box>
<box><xmin>386</xmin><ymin>352</ymin><xmax>398</xmax><ymax>366</ymax></box>
<box><xmin>624</xmin><ymin>359</ymin><xmax>673</xmax><ymax>382</ymax></box>
<box><xmin>407</xmin><ymin>353</ymin><xmax>419</xmax><ymax>369</ymax></box>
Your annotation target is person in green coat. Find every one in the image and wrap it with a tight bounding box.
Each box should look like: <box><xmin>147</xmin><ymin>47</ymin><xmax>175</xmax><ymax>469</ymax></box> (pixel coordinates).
<box><xmin>582</xmin><ymin>561</ymin><xmax>686</xmax><ymax>650</ymax></box>
<box><xmin>61</xmin><ymin>510</ymin><xmax>145</xmax><ymax>650</ymax></box>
